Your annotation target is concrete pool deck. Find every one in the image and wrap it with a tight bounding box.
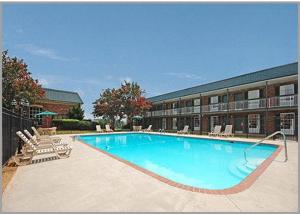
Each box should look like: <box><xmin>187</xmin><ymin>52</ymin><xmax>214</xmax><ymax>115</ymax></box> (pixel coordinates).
<box><xmin>2</xmin><ymin>133</ymin><xmax>298</xmax><ymax>212</ymax></box>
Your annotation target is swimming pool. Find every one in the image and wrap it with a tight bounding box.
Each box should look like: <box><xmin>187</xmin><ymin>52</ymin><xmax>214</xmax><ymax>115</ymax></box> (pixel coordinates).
<box><xmin>78</xmin><ymin>133</ymin><xmax>278</xmax><ymax>191</ymax></box>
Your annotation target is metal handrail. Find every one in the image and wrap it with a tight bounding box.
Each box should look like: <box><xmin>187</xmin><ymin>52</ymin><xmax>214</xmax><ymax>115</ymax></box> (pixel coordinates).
<box><xmin>244</xmin><ymin>131</ymin><xmax>288</xmax><ymax>163</ymax></box>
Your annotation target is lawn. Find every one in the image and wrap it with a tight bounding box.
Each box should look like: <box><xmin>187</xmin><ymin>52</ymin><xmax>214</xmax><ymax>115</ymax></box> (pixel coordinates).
<box><xmin>56</xmin><ymin>130</ymin><xmax>98</xmax><ymax>135</ymax></box>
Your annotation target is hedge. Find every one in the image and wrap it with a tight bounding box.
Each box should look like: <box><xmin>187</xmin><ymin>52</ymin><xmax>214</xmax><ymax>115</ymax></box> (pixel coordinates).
<box><xmin>52</xmin><ymin>119</ymin><xmax>98</xmax><ymax>130</ymax></box>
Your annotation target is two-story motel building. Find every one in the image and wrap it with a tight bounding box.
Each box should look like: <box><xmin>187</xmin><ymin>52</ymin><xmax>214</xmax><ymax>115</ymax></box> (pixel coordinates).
<box><xmin>144</xmin><ymin>63</ymin><xmax>298</xmax><ymax>139</ymax></box>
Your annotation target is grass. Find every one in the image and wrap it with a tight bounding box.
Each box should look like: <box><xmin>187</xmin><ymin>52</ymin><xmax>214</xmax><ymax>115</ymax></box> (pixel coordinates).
<box><xmin>56</xmin><ymin>130</ymin><xmax>98</xmax><ymax>135</ymax></box>
<box><xmin>56</xmin><ymin>129</ymin><xmax>132</xmax><ymax>135</ymax></box>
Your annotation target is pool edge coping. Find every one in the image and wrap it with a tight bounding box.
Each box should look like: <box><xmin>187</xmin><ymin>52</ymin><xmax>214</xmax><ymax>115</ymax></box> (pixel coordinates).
<box><xmin>76</xmin><ymin>133</ymin><xmax>283</xmax><ymax>195</ymax></box>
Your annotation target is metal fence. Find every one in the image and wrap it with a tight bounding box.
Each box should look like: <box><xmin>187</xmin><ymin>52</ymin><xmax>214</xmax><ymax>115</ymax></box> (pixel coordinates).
<box><xmin>2</xmin><ymin>108</ymin><xmax>34</xmax><ymax>165</ymax></box>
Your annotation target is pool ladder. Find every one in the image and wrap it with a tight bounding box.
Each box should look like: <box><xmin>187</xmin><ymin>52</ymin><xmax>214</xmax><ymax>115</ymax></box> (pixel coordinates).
<box><xmin>243</xmin><ymin>131</ymin><xmax>288</xmax><ymax>163</ymax></box>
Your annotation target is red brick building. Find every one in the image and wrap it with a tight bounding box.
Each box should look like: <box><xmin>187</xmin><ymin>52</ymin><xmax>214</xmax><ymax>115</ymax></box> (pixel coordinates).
<box><xmin>144</xmin><ymin>63</ymin><xmax>298</xmax><ymax>139</ymax></box>
<box><xmin>29</xmin><ymin>88</ymin><xmax>83</xmax><ymax>126</ymax></box>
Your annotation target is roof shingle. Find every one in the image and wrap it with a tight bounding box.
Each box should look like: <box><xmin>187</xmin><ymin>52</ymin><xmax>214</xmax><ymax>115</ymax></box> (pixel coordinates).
<box><xmin>42</xmin><ymin>88</ymin><xmax>83</xmax><ymax>104</ymax></box>
<box><xmin>148</xmin><ymin>62</ymin><xmax>298</xmax><ymax>103</ymax></box>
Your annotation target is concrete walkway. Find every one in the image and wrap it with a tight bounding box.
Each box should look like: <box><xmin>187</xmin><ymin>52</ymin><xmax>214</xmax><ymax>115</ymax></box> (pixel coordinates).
<box><xmin>2</xmin><ymin>133</ymin><xmax>298</xmax><ymax>212</ymax></box>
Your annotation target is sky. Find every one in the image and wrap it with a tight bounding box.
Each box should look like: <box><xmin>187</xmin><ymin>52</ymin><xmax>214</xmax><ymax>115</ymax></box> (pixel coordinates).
<box><xmin>4</xmin><ymin>4</ymin><xmax>297</xmax><ymax>119</ymax></box>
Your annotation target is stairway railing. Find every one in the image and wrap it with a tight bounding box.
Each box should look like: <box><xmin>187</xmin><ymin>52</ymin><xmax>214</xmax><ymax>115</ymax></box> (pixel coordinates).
<box><xmin>244</xmin><ymin>131</ymin><xmax>288</xmax><ymax>163</ymax></box>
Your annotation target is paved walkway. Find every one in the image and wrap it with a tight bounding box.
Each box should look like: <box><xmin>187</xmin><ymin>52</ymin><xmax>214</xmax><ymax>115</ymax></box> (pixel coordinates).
<box><xmin>2</xmin><ymin>133</ymin><xmax>298</xmax><ymax>212</ymax></box>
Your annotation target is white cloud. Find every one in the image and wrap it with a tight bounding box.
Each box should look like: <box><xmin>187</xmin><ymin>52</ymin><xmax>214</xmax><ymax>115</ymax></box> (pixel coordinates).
<box><xmin>119</xmin><ymin>76</ymin><xmax>132</xmax><ymax>83</ymax></box>
<box><xmin>165</xmin><ymin>72</ymin><xmax>203</xmax><ymax>80</ymax></box>
<box><xmin>16</xmin><ymin>44</ymin><xmax>73</xmax><ymax>61</ymax></box>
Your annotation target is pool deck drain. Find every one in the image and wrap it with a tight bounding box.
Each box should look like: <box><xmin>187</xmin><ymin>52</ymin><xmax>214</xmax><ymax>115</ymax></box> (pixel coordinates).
<box><xmin>2</xmin><ymin>133</ymin><xmax>298</xmax><ymax>212</ymax></box>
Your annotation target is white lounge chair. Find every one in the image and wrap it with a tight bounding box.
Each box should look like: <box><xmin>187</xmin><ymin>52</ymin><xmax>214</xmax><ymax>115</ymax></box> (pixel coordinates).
<box><xmin>208</xmin><ymin>125</ymin><xmax>222</xmax><ymax>136</ymax></box>
<box><xmin>96</xmin><ymin>125</ymin><xmax>104</xmax><ymax>133</ymax></box>
<box><xmin>177</xmin><ymin>125</ymin><xmax>189</xmax><ymax>134</ymax></box>
<box><xmin>219</xmin><ymin>125</ymin><xmax>234</xmax><ymax>137</ymax></box>
<box><xmin>105</xmin><ymin>124</ymin><xmax>114</xmax><ymax>132</ymax></box>
<box><xmin>24</xmin><ymin>129</ymin><xmax>68</xmax><ymax>146</ymax></box>
<box><xmin>31</xmin><ymin>126</ymin><xmax>61</xmax><ymax>143</ymax></box>
<box><xmin>14</xmin><ymin>131</ymin><xmax>72</xmax><ymax>166</ymax></box>
<box><xmin>143</xmin><ymin>125</ymin><xmax>152</xmax><ymax>132</ymax></box>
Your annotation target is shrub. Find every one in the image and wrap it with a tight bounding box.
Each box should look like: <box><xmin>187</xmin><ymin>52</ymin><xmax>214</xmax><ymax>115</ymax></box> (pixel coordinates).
<box><xmin>53</xmin><ymin>119</ymin><xmax>98</xmax><ymax>130</ymax></box>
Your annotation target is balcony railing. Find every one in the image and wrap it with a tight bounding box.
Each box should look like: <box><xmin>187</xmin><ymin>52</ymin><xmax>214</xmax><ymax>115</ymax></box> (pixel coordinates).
<box><xmin>201</xmin><ymin>103</ymin><xmax>228</xmax><ymax>113</ymax></box>
<box><xmin>179</xmin><ymin>106</ymin><xmax>193</xmax><ymax>114</ymax></box>
<box><xmin>193</xmin><ymin>106</ymin><xmax>201</xmax><ymax>113</ymax></box>
<box><xmin>268</xmin><ymin>95</ymin><xmax>298</xmax><ymax>108</ymax></box>
<box><xmin>229</xmin><ymin>98</ymin><xmax>266</xmax><ymax>111</ymax></box>
<box><xmin>144</xmin><ymin>95</ymin><xmax>298</xmax><ymax>117</ymax></box>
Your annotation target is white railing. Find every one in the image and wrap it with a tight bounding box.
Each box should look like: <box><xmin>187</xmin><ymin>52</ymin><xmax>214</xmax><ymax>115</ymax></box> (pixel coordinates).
<box><xmin>152</xmin><ymin>110</ymin><xmax>163</xmax><ymax>117</ymax></box>
<box><xmin>229</xmin><ymin>98</ymin><xmax>266</xmax><ymax>111</ymax></box>
<box><xmin>268</xmin><ymin>95</ymin><xmax>298</xmax><ymax>108</ymax></box>
<box><xmin>201</xmin><ymin>103</ymin><xmax>228</xmax><ymax>113</ymax></box>
<box><xmin>145</xmin><ymin>111</ymin><xmax>152</xmax><ymax>117</ymax></box>
<box><xmin>145</xmin><ymin>95</ymin><xmax>298</xmax><ymax>117</ymax></box>
<box><xmin>179</xmin><ymin>106</ymin><xmax>193</xmax><ymax>114</ymax></box>
<box><xmin>193</xmin><ymin>106</ymin><xmax>201</xmax><ymax>113</ymax></box>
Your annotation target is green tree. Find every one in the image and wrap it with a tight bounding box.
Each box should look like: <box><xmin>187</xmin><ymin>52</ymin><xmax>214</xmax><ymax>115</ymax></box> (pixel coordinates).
<box><xmin>68</xmin><ymin>104</ymin><xmax>85</xmax><ymax>120</ymax></box>
<box><xmin>2</xmin><ymin>50</ymin><xmax>45</xmax><ymax>109</ymax></box>
<box><xmin>93</xmin><ymin>81</ymin><xmax>151</xmax><ymax>127</ymax></box>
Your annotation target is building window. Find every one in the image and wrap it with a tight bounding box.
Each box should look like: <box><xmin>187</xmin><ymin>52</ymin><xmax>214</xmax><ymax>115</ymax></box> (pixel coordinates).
<box><xmin>280</xmin><ymin>113</ymin><xmax>295</xmax><ymax>135</ymax></box>
<box><xmin>194</xmin><ymin>116</ymin><xmax>200</xmax><ymax>131</ymax></box>
<box><xmin>29</xmin><ymin>106</ymin><xmax>43</xmax><ymax>124</ymax></box>
<box><xmin>210</xmin><ymin>116</ymin><xmax>219</xmax><ymax>132</ymax></box>
<box><xmin>172</xmin><ymin>118</ymin><xmax>177</xmax><ymax>130</ymax></box>
<box><xmin>210</xmin><ymin>96</ymin><xmax>218</xmax><ymax>104</ymax></box>
<box><xmin>280</xmin><ymin>84</ymin><xmax>294</xmax><ymax>96</ymax></box>
<box><xmin>162</xmin><ymin>118</ymin><xmax>166</xmax><ymax>130</ymax></box>
<box><xmin>248</xmin><ymin>90</ymin><xmax>260</xmax><ymax>100</ymax></box>
<box><xmin>194</xmin><ymin>98</ymin><xmax>200</xmax><ymax>106</ymax></box>
<box><xmin>248</xmin><ymin>114</ymin><xmax>260</xmax><ymax>134</ymax></box>
<box><xmin>210</xmin><ymin>96</ymin><xmax>219</xmax><ymax>112</ymax></box>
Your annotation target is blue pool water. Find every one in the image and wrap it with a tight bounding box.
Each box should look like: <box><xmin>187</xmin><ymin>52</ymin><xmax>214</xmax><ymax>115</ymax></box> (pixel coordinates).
<box><xmin>78</xmin><ymin>133</ymin><xmax>277</xmax><ymax>189</ymax></box>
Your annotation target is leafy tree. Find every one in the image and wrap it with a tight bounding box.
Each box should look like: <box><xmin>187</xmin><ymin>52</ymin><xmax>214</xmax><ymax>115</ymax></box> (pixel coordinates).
<box><xmin>2</xmin><ymin>50</ymin><xmax>45</xmax><ymax>109</ymax></box>
<box><xmin>68</xmin><ymin>104</ymin><xmax>85</xmax><ymax>120</ymax></box>
<box><xmin>93</xmin><ymin>81</ymin><xmax>152</xmax><ymax>127</ymax></box>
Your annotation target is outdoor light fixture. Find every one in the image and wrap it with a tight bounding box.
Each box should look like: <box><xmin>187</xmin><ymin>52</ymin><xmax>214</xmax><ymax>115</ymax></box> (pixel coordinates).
<box><xmin>11</xmin><ymin>99</ymin><xmax>17</xmax><ymax>107</ymax></box>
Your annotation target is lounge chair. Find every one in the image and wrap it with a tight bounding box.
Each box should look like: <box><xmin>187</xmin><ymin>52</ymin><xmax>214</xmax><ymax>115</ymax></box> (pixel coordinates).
<box><xmin>24</xmin><ymin>129</ymin><xmax>68</xmax><ymax>146</ymax></box>
<box><xmin>177</xmin><ymin>125</ymin><xmax>189</xmax><ymax>134</ymax></box>
<box><xmin>208</xmin><ymin>125</ymin><xmax>222</xmax><ymax>136</ymax></box>
<box><xmin>14</xmin><ymin>131</ymin><xmax>72</xmax><ymax>166</ymax></box>
<box><xmin>105</xmin><ymin>124</ymin><xmax>114</xmax><ymax>132</ymax></box>
<box><xmin>31</xmin><ymin>126</ymin><xmax>61</xmax><ymax>143</ymax></box>
<box><xmin>96</xmin><ymin>125</ymin><xmax>104</xmax><ymax>133</ymax></box>
<box><xmin>219</xmin><ymin>125</ymin><xmax>234</xmax><ymax>137</ymax></box>
<box><xmin>143</xmin><ymin>125</ymin><xmax>152</xmax><ymax>132</ymax></box>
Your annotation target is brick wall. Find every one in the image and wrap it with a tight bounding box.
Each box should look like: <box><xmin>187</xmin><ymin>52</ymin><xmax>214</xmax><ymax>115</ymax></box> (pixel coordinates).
<box><xmin>35</xmin><ymin>101</ymin><xmax>78</xmax><ymax>117</ymax></box>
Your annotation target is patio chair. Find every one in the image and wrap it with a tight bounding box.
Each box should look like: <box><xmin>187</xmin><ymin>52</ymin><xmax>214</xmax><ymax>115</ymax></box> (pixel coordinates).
<box><xmin>24</xmin><ymin>129</ymin><xmax>68</xmax><ymax>147</ymax></box>
<box><xmin>219</xmin><ymin>125</ymin><xmax>234</xmax><ymax>137</ymax></box>
<box><xmin>31</xmin><ymin>126</ymin><xmax>61</xmax><ymax>143</ymax></box>
<box><xmin>143</xmin><ymin>125</ymin><xmax>153</xmax><ymax>132</ymax></box>
<box><xmin>105</xmin><ymin>124</ymin><xmax>114</xmax><ymax>132</ymax></box>
<box><xmin>96</xmin><ymin>125</ymin><xmax>104</xmax><ymax>132</ymax></box>
<box><xmin>208</xmin><ymin>125</ymin><xmax>222</xmax><ymax>136</ymax></box>
<box><xmin>177</xmin><ymin>125</ymin><xmax>189</xmax><ymax>134</ymax></box>
<box><xmin>14</xmin><ymin>131</ymin><xmax>72</xmax><ymax>166</ymax></box>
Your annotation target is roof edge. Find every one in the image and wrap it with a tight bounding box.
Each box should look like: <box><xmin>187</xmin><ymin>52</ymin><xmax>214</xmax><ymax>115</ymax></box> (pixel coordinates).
<box><xmin>147</xmin><ymin>62</ymin><xmax>298</xmax><ymax>101</ymax></box>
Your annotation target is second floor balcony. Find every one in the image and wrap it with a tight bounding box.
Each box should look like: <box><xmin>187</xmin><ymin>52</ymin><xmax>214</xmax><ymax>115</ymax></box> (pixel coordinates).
<box><xmin>268</xmin><ymin>95</ymin><xmax>298</xmax><ymax>108</ymax></box>
<box><xmin>144</xmin><ymin>95</ymin><xmax>298</xmax><ymax>117</ymax></box>
<box><xmin>229</xmin><ymin>98</ymin><xmax>266</xmax><ymax>111</ymax></box>
<box><xmin>201</xmin><ymin>103</ymin><xmax>228</xmax><ymax>113</ymax></box>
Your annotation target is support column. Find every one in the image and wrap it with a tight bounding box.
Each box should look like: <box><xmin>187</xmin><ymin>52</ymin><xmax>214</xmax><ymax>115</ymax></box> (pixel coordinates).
<box><xmin>265</xmin><ymin>81</ymin><xmax>268</xmax><ymax>136</ymax></box>
<box><xmin>226</xmin><ymin>88</ymin><xmax>229</xmax><ymax>125</ymax></box>
<box><xmin>200</xmin><ymin>93</ymin><xmax>202</xmax><ymax>135</ymax></box>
